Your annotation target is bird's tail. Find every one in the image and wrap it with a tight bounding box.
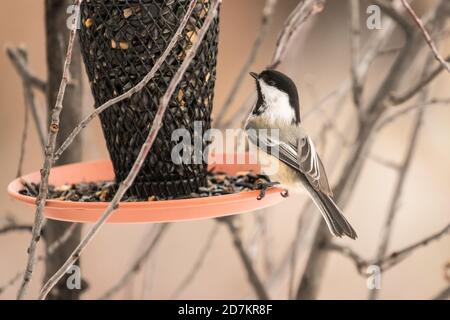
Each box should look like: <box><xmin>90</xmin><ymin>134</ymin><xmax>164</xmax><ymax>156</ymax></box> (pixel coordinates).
<box><xmin>306</xmin><ymin>186</ymin><xmax>357</xmax><ymax>239</ymax></box>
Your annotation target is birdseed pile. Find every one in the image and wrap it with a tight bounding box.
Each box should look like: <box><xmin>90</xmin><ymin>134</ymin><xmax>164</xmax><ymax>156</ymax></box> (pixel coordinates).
<box><xmin>19</xmin><ymin>171</ymin><xmax>275</xmax><ymax>202</ymax></box>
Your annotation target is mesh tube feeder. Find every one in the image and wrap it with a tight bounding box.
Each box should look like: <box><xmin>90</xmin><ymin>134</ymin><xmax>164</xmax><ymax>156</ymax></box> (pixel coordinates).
<box><xmin>7</xmin><ymin>0</ymin><xmax>287</xmax><ymax>224</ymax></box>
<box><xmin>79</xmin><ymin>0</ymin><xmax>220</xmax><ymax>199</ymax></box>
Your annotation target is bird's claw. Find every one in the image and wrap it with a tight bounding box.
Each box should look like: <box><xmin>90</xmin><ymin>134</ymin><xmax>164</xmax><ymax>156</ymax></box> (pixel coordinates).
<box><xmin>280</xmin><ymin>189</ymin><xmax>289</xmax><ymax>198</ymax></box>
<box><xmin>255</xmin><ymin>180</ymin><xmax>280</xmax><ymax>200</ymax></box>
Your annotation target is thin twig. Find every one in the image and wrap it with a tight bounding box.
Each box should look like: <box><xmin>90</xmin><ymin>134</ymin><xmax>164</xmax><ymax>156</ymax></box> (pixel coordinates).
<box><xmin>287</xmin><ymin>202</ymin><xmax>312</xmax><ymax>299</ymax></box>
<box><xmin>220</xmin><ymin>217</ymin><xmax>269</xmax><ymax>300</ymax></box>
<box><xmin>0</xmin><ymin>223</ymin><xmax>32</xmax><ymax>235</ymax></box>
<box><xmin>328</xmin><ymin>222</ymin><xmax>450</xmax><ymax>275</ymax></box>
<box><xmin>401</xmin><ymin>0</ymin><xmax>450</xmax><ymax>73</ymax></box>
<box><xmin>45</xmin><ymin>223</ymin><xmax>79</xmax><ymax>257</ymax></box>
<box><xmin>270</xmin><ymin>0</ymin><xmax>325</xmax><ymax>69</ymax></box>
<box><xmin>171</xmin><ymin>223</ymin><xmax>220</xmax><ymax>298</ymax></box>
<box><xmin>0</xmin><ymin>223</ymin><xmax>77</xmax><ymax>295</ymax></box>
<box><xmin>295</xmin><ymin>0</ymin><xmax>448</xmax><ymax>299</ymax></box>
<box><xmin>367</xmin><ymin>153</ymin><xmax>400</xmax><ymax>170</ymax></box>
<box><xmin>390</xmin><ymin>54</ymin><xmax>450</xmax><ymax>105</ymax></box>
<box><xmin>6</xmin><ymin>47</ymin><xmax>46</xmax><ymax>150</ymax></box>
<box><xmin>349</xmin><ymin>0</ymin><xmax>362</xmax><ymax>110</ymax></box>
<box><xmin>54</xmin><ymin>0</ymin><xmax>199</xmax><ymax>161</ymax></box>
<box><xmin>326</xmin><ymin>243</ymin><xmax>367</xmax><ymax>275</ymax></box>
<box><xmin>377</xmin><ymin>98</ymin><xmax>450</xmax><ymax>132</ymax></box>
<box><xmin>221</xmin><ymin>0</ymin><xmax>323</xmax><ymax>129</ymax></box>
<box><xmin>215</xmin><ymin>0</ymin><xmax>278</xmax><ymax>128</ymax></box>
<box><xmin>369</xmin><ymin>86</ymin><xmax>428</xmax><ymax>301</ymax></box>
<box><xmin>374</xmin><ymin>0</ymin><xmax>413</xmax><ymax>34</ymax></box>
<box><xmin>38</xmin><ymin>1</ymin><xmax>220</xmax><ymax>300</ymax></box>
<box><xmin>16</xmin><ymin>105</ymin><xmax>29</xmax><ymax>178</ymax></box>
<box><xmin>16</xmin><ymin>1</ymin><xmax>82</xmax><ymax>300</ymax></box>
<box><xmin>100</xmin><ymin>224</ymin><xmax>170</xmax><ymax>300</ymax></box>
<box><xmin>4</xmin><ymin>46</ymin><xmax>47</xmax><ymax>92</ymax></box>
<box><xmin>376</xmin><ymin>222</ymin><xmax>450</xmax><ymax>270</ymax></box>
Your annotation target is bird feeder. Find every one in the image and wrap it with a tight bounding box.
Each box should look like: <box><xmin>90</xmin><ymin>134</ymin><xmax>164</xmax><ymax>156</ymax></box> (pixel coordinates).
<box><xmin>79</xmin><ymin>0</ymin><xmax>219</xmax><ymax>199</ymax></box>
<box><xmin>7</xmin><ymin>157</ymin><xmax>285</xmax><ymax>224</ymax></box>
<box><xmin>7</xmin><ymin>0</ymin><xmax>288</xmax><ymax>224</ymax></box>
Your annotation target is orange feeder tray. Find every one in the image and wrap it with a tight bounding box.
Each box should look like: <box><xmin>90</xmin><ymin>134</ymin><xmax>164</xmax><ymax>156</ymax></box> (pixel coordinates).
<box><xmin>7</xmin><ymin>155</ymin><xmax>285</xmax><ymax>224</ymax></box>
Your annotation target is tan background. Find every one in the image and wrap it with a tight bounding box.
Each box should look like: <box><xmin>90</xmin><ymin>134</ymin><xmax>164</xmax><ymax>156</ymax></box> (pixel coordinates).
<box><xmin>0</xmin><ymin>0</ymin><xmax>449</xmax><ymax>299</ymax></box>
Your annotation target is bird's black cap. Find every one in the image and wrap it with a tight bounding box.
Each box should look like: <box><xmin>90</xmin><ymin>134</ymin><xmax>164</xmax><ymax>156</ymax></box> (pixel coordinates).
<box><xmin>251</xmin><ymin>70</ymin><xmax>301</xmax><ymax>124</ymax></box>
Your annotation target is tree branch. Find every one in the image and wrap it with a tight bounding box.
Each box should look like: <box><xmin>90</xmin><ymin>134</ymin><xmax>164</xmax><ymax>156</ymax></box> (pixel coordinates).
<box><xmin>270</xmin><ymin>0</ymin><xmax>325</xmax><ymax>69</ymax></box>
<box><xmin>349</xmin><ymin>0</ymin><xmax>363</xmax><ymax>112</ymax></box>
<box><xmin>390</xmin><ymin>54</ymin><xmax>450</xmax><ymax>105</ymax></box>
<box><xmin>215</xmin><ymin>0</ymin><xmax>278</xmax><ymax>128</ymax></box>
<box><xmin>0</xmin><ymin>223</ymin><xmax>77</xmax><ymax>296</ymax></box>
<box><xmin>171</xmin><ymin>223</ymin><xmax>220</xmax><ymax>298</ymax></box>
<box><xmin>6</xmin><ymin>47</ymin><xmax>46</xmax><ymax>150</ymax></box>
<box><xmin>220</xmin><ymin>217</ymin><xmax>269</xmax><ymax>300</ymax></box>
<box><xmin>401</xmin><ymin>0</ymin><xmax>450</xmax><ymax>73</ymax></box>
<box><xmin>100</xmin><ymin>224</ymin><xmax>170</xmax><ymax>300</ymax></box>
<box><xmin>0</xmin><ymin>223</ymin><xmax>32</xmax><ymax>236</ymax></box>
<box><xmin>374</xmin><ymin>0</ymin><xmax>413</xmax><ymax>34</ymax></box>
<box><xmin>16</xmin><ymin>1</ymin><xmax>82</xmax><ymax>299</ymax></box>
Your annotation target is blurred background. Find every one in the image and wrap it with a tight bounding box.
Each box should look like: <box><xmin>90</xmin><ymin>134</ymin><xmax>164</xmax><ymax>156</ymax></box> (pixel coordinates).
<box><xmin>0</xmin><ymin>0</ymin><xmax>449</xmax><ymax>300</ymax></box>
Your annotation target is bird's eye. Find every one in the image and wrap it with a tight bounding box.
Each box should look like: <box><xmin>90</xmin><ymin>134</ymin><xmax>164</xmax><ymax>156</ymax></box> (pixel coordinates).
<box><xmin>268</xmin><ymin>80</ymin><xmax>276</xmax><ymax>86</ymax></box>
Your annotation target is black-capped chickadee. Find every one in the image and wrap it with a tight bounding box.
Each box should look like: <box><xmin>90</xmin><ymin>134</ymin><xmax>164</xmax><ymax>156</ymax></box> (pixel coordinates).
<box><xmin>245</xmin><ymin>70</ymin><xmax>357</xmax><ymax>239</ymax></box>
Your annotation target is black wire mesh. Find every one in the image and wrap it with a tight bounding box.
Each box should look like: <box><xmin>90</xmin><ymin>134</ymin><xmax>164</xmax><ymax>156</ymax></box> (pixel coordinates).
<box><xmin>79</xmin><ymin>0</ymin><xmax>220</xmax><ymax>199</ymax></box>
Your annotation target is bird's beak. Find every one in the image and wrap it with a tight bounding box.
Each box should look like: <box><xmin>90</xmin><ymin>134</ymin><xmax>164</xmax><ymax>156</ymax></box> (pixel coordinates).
<box><xmin>249</xmin><ymin>72</ymin><xmax>259</xmax><ymax>80</ymax></box>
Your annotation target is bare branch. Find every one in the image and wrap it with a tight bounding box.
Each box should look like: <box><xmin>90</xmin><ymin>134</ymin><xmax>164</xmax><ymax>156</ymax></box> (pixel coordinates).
<box><xmin>16</xmin><ymin>1</ymin><xmax>82</xmax><ymax>299</ymax></box>
<box><xmin>295</xmin><ymin>0</ymin><xmax>449</xmax><ymax>300</ymax></box>
<box><xmin>17</xmin><ymin>105</ymin><xmax>29</xmax><ymax>178</ymax></box>
<box><xmin>4</xmin><ymin>46</ymin><xmax>47</xmax><ymax>92</ymax></box>
<box><xmin>220</xmin><ymin>217</ymin><xmax>269</xmax><ymax>300</ymax></box>
<box><xmin>401</xmin><ymin>0</ymin><xmax>450</xmax><ymax>73</ymax></box>
<box><xmin>221</xmin><ymin>0</ymin><xmax>322</xmax><ymax>129</ymax></box>
<box><xmin>171</xmin><ymin>223</ymin><xmax>220</xmax><ymax>298</ymax></box>
<box><xmin>390</xmin><ymin>54</ymin><xmax>450</xmax><ymax>105</ymax></box>
<box><xmin>377</xmin><ymin>98</ymin><xmax>450</xmax><ymax>132</ymax></box>
<box><xmin>215</xmin><ymin>0</ymin><xmax>278</xmax><ymax>128</ymax></box>
<box><xmin>100</xmin><ymin>224</ymin><xmax>170</xmax><ymax>300</ymax></box>
<box><xmin>349</xmin><ymin>0</ymin><xmax>363</xmax><ymax>111</ymax></box>
<box><xmin>0</xmin><ymin>223</ymin><xmax>77</xmax><ymax>296</ymax></box>
<box><xmin>270</xmin><ymin>0</ymin><xmax>325</xmax><ymax>69</ymax></box>
<box><xmin>377</xmin><ymin>222</ymin><xmax>450</xmax><ymax>271</ymax></box>
<box><xmin>54</xmin><ymin>0</ymin><xmax>199</xmax><ymax>161</ymax></box>
<box><xmin>367</xmin><ymin>153</ymin><xmax>401</xmax><ymax>170</ymax></box>
<box><xmin>374</xmin><ymin>0</ymin><xmax>413</xmax><ymax>34</ymax></box>
<box><xmin>6</xmin><ymin>47</ymin><xmax>46</xmax><ymax>150</ymax></box>
<box><xmin>369</xmin><ymin>87</ymin><xmax>428</xmax><ymax>300</ymax></box>
<box><xmin>0</xmin><ymin>222</ymin><xmax>32</xmax><ymax>236</ymax></box>
<box><xmin>38</xmin><ymin>1</ymin><xmax>220</xmax><ymax>300</ymax></box>
<box><xmin>326</xmin><ymin>243</ymin><xmax>367</xmax><ymax>275</ymax></box>
<box><xmin>328</xmin><ymin>222</ymin><xmax>450</xmax><ymax>276</ymax></box>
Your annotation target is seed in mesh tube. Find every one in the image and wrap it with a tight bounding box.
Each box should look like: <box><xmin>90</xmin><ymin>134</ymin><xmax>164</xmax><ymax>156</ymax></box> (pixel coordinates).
<box><xmin>119</xmin><ymin>41</ymin><xmax>130</xmax><ymax>50</ymax></box>
<box><xmin>123</xmin><ymin>8</ymin><xmax>133</xmax><ymax>18</ymax></box>
<box><xmin>84</xmin><ymin>18</ymin><xmax>94</xmax><ymax>28</ymax></box>
<box><xmin>111</xmin><ymin>39</ymin><xmax>117</xmax><ymax>49</ymax></box>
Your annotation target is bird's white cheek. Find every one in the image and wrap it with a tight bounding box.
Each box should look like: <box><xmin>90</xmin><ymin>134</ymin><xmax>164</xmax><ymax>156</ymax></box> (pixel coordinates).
<box><xmin>259</xmin><ymin>82</ymin><xmax>295</xmax><ymax>123</ymax></box>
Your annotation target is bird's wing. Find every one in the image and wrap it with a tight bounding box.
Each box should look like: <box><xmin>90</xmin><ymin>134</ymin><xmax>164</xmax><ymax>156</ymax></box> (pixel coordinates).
<box><xmin>296</xmin><ymin>136</ymin><xmax>332</xmax><ymax>196</ymax></box>
<box><xmin>247</xmin><ymin>129</ymin><xmax>333</xmax><ymax>196</ymax></box>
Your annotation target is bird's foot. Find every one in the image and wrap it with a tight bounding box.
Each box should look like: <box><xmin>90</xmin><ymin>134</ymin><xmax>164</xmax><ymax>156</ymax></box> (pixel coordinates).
<box><xmin>280</xmin><ymin>189</ymin><xmax>289</xmax><ymax>198</ymax></box>
<box><xmin>255</xmin><ymin>179</ymin><xmax>280</xmax><ymax>200</ymax></box>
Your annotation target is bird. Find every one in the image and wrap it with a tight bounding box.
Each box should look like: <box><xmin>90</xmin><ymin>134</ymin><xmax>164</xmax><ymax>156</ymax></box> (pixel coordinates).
<box><xmin>245</xmin><ymin>69</ymin><xmax>357</xmax><ymax>239</ymax></box>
